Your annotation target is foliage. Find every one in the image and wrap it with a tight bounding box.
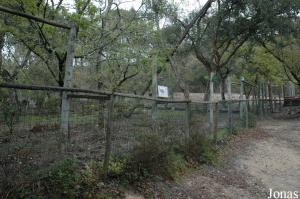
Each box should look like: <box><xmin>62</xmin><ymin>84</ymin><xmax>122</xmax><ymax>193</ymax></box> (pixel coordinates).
<box><xmin>45</xmin><ymin>157</ymin><xmax>81</xmax><ymax>197</ymax></box>
<box><xmin>234</xmin><ymin>44</ymin><xmax>284</xmax><ymax>84</ymax></box>
<box><xmin>261</xmin><ymin>38</ymin><xmax>300</xmax><ymax>86</ymax></box>
<box><xmin>124</xmin><ymin>133</ymin><xmax>185</xmax><ymax>181</ymax></box>
<box><xmin>183</xmin><ymin>132</ymin><xmax>217</xmax><ymax>165</ymax></box>
<box><xmin>6</xmin><ymin>157</ymin><xmax>122</xmax><ymax>199</ymax></box>
<box><xmin>80</xmin><ymin>160</ymin><xmax>123</xmax><ymax>199</ymax></box>
<box><xmin>0</xmin><ymin>89</ymin><xmax>19</xmax><ymax>134</ymax></box>
<box><xmin>2</xmin><ymin>1</ymin><xmax>299</xmax><ymax>198</ymax></box>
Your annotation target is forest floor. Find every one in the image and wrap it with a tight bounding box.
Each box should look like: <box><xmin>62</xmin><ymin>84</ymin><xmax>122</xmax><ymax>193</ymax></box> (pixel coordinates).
<box><xmin>126</xmin><ymin>119</ymin><xmax>300</xmax><ymax>199</ymax></box>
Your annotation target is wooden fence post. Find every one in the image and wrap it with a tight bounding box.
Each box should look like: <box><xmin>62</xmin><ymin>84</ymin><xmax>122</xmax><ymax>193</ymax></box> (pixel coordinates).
<box><xmin>244</xmin><ymin>95</ymin><xmax>248</xmax><ymax>128</ymax></box>
<box><xmin>287</xmin><ymin>82</ymin><xmax>295</xmax><ymax>97</ymax></box>
<box><xmin>291</xmin><ymin>82</ymin><xmax>296</xmax><ymax>97</ymax></box>
<box><xmin>227</xmin><ymin>76</ymin><xmax>233</xmax><ymax>133</ymax></box>
<box><xmin>268</xmin><ymin>81</ymin><xmax>273</xmax><ymax>113</ymax></box>
<box><xmin>280</xmin><ymin>84</ymin><xmax>284</xmax><ymax>110</ymax></box>
<box><xmin>262</xmin><ymin>81</ymin><xmax>266</xmax><ymax>115</ymax></box>
<box><xmin>103</xmin><ymin>94</ymin><xmax>114</xmax><ymax>179</ymax></box>
<box><xmin>209</xmin><ymin>72</ymin><xmax>214</xmax><ymax>134</ymax></box>
<box><xmin>240</xmin><ymin>77</ymin><xmax>244</xmax><ymax>120</ymax></box>
<box><xmin>265</xmin><ymin>82</ymin><xmax>269</xmax><ymax>113</ymax></box>
<box><xmin>60</xmin><ymin>22</ymin><xmax>76</xmax><ymax>151</ymax></box>
<box><xmin>259</xmin><ymin>81</ymin><xmax>263</xmax><ymax>117</ymax></box>
<box><xmin>213</xmin><ymin>102</ymin><xmax>219</xmax><ymax>143</ymax></box>
<box><xmin>255</xmin><ymin>84</ymin><xmax>259</xmax><ymax>115</ymax></box>
<box><xmin>151</xmin><ymin>57</ymin><xmax>158</xmax><ymax>120</ymax></box>
<box><xmin>151</xmin><ymin>57</ymin><xmax>158</xmax><ymax>133</ymax></box>
<box><xmin>185</xmin><ymin>102</ymin><xmax>191</xmax><ymax>142</ymax></box>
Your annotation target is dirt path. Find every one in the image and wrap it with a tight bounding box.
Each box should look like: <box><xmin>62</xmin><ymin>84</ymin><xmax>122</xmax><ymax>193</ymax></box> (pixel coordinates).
<box><xmin>178</xmin><ymin>119</ymin><xmax>300</xmax><ymax>199</ymax></box>
<box><xmin>127</xmin><ymin>119</ymin><xmax>300</xmax><ymax>199</ymax></box>
<box><xmin>239</xmin><ymin>120</ymin><xmax>300</xmax><ymax>192</ymax></box>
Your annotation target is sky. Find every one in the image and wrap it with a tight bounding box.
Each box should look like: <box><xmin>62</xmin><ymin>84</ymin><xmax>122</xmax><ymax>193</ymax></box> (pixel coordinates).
<box><xmin>120</xmin><ymin>0</ymin><xmax>208</xmax><ymax>15</ymax></box>
<box><xmin>56</xmin><ymin>0</ymin><xmax>209</xmax><ymax>17</ymax></box>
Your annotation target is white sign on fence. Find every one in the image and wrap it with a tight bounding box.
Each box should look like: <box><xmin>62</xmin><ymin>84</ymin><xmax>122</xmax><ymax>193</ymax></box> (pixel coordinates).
<box><xmin>158</xmin><ymin>85</ymin><xmax>169</xmax><ymax>98</ymax></box>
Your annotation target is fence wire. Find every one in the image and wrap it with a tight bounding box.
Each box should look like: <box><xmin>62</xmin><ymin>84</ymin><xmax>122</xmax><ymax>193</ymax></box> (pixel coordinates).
<box><xmin>0</xmin><ymin>86</ymin><xmax>284</xmax><ymax>192</ymax></box>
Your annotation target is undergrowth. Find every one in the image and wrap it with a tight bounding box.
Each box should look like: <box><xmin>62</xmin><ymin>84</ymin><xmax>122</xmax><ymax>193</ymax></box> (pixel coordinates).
<box><xmin>181</xmin><ymin>132</ymin><xmax>218</xmax><ymax>165</ymax></box>
<box><xmin>2</xmin><ymin>128</ymin><xmax>232</xmax><ymax>198</ymax></box>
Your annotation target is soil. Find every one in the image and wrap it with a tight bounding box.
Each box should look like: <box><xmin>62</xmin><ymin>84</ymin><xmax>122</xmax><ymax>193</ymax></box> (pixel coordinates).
<box><xmin>128</xmin><ymin>119</ymin><xmax>300</xmax><ymax>199</ymax></box>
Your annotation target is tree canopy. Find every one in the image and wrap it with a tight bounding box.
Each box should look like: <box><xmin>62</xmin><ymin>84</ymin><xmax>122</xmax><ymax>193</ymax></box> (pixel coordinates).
<box><xmin>1</xmin><ymin>0</ymin><xmax>300</xmax><ymax>100</ymax></box>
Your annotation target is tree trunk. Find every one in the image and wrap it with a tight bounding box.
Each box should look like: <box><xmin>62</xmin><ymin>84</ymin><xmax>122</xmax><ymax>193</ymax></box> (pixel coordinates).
<box><xmin>204</xmin><ymin>70</ymin><xmax>212</xmax><ymax>101</ymax></box>
<box><xmin>96</xmin><ymin>50</ymin><xmax>105</xmax><ymax>132</ymax></box>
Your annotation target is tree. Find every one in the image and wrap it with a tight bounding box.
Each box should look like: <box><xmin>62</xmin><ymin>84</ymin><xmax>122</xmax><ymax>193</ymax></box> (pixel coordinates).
<box><xmin>261</xmin><ymin>38</ymin><xmax>300</xmax><ymax>87</ymax></box>
<box><xmin>230</xmin><ymin>43</ymin><xmax>284</xmax><ymax>86</ymax></box>
<box><xmin>187</xmin><ymin>0</ymin><xmax>300</xmax><ymax>100</ymax></box>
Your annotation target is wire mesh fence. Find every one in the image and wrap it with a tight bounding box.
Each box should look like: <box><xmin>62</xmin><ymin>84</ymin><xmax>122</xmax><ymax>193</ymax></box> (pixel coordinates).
<box><xmin>0</xmin><ymin>85</ymin><xmax>284</xmax><ymax>192</ymax></box>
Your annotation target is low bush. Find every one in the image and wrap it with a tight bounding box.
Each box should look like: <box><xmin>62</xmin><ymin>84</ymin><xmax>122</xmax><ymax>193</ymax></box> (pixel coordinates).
<box><xmin>183</xmin><ymin>132</ymin><xmax>217</xmax><ymax>165</ymax></box>
<box><xmin>7</xmin><ymin>158</ymin><xmax>121</xmax><ymax>199</ymax></box>
<box><xmin>45</xmin><ymin>157</ymin><xmax>81</xmax><ymax>197</ymax></box>
<box><xmin>95</xmin><ymin>155</ymin><xmax>128</xmax><ymax>178</ymax></box>
<box><xmin>81</xmin><ymin>160</ymin><xmax>102</xmax><ymax>188</ymax></box>
<box><xmin>124</xmin><ymin>133</ymin><xmax>185</xmax><ymax>181</ymax></box>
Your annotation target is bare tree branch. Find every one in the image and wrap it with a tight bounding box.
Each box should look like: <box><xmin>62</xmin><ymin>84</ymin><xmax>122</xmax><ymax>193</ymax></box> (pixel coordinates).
<box><xmin>170</xmin><ymin>0</ymin><xmax>215</xmax><ymax>57</ymax></box>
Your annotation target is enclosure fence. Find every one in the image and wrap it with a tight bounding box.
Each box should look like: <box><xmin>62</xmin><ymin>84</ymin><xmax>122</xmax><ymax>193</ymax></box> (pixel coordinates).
<box><xmin>0</xmin><ymin>79</ymin><xmax>286</xmax><ymax>190</ymax></box>
<box><xmin>0</xmin><ymin>4</ymin><xmax>291</xmax><ymax>196</ymax></box>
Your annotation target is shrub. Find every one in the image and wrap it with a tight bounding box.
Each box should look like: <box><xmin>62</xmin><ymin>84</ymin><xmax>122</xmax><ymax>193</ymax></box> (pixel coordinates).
<box><xmin>183</xmin><ymin>132</ymin><xmax>217</xmax><ymax>165</ymax></box>
<box><xmin>5</xmin><ymin>158</ymin><xmax>123</xmax><ymax>199</ymax></box>
<box><xmin>80</xmin><ymin>160</ymin><xmax>121</xmax><ymax>199</ymax></box>
<box><xmin>88</xmin><ymin>155</ymin><xmax>129</xmax><ymax>179</ymax></box>
<box><xmin>0</xmin><ymin>90</ymin><xmax>19</xmax><ymax>134</ymax></box>
<box><xmin>81</xmin><ymin>160</ymin><xmax>102</xmax><ymax>187</ymax></box>
<box><xmin>107</xmin><ymin>155</ymin><xmax>128</xmax><ymax>177</ymax></box>
<box><xmin>125</xmin><ymin>133</ymin><xmax>181</xmax><ymax>181</ymax></box>
<box><xmin>45</xmin><ymin>157</ymin><xmax>80</xmax><ymax>197</ymax></box>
